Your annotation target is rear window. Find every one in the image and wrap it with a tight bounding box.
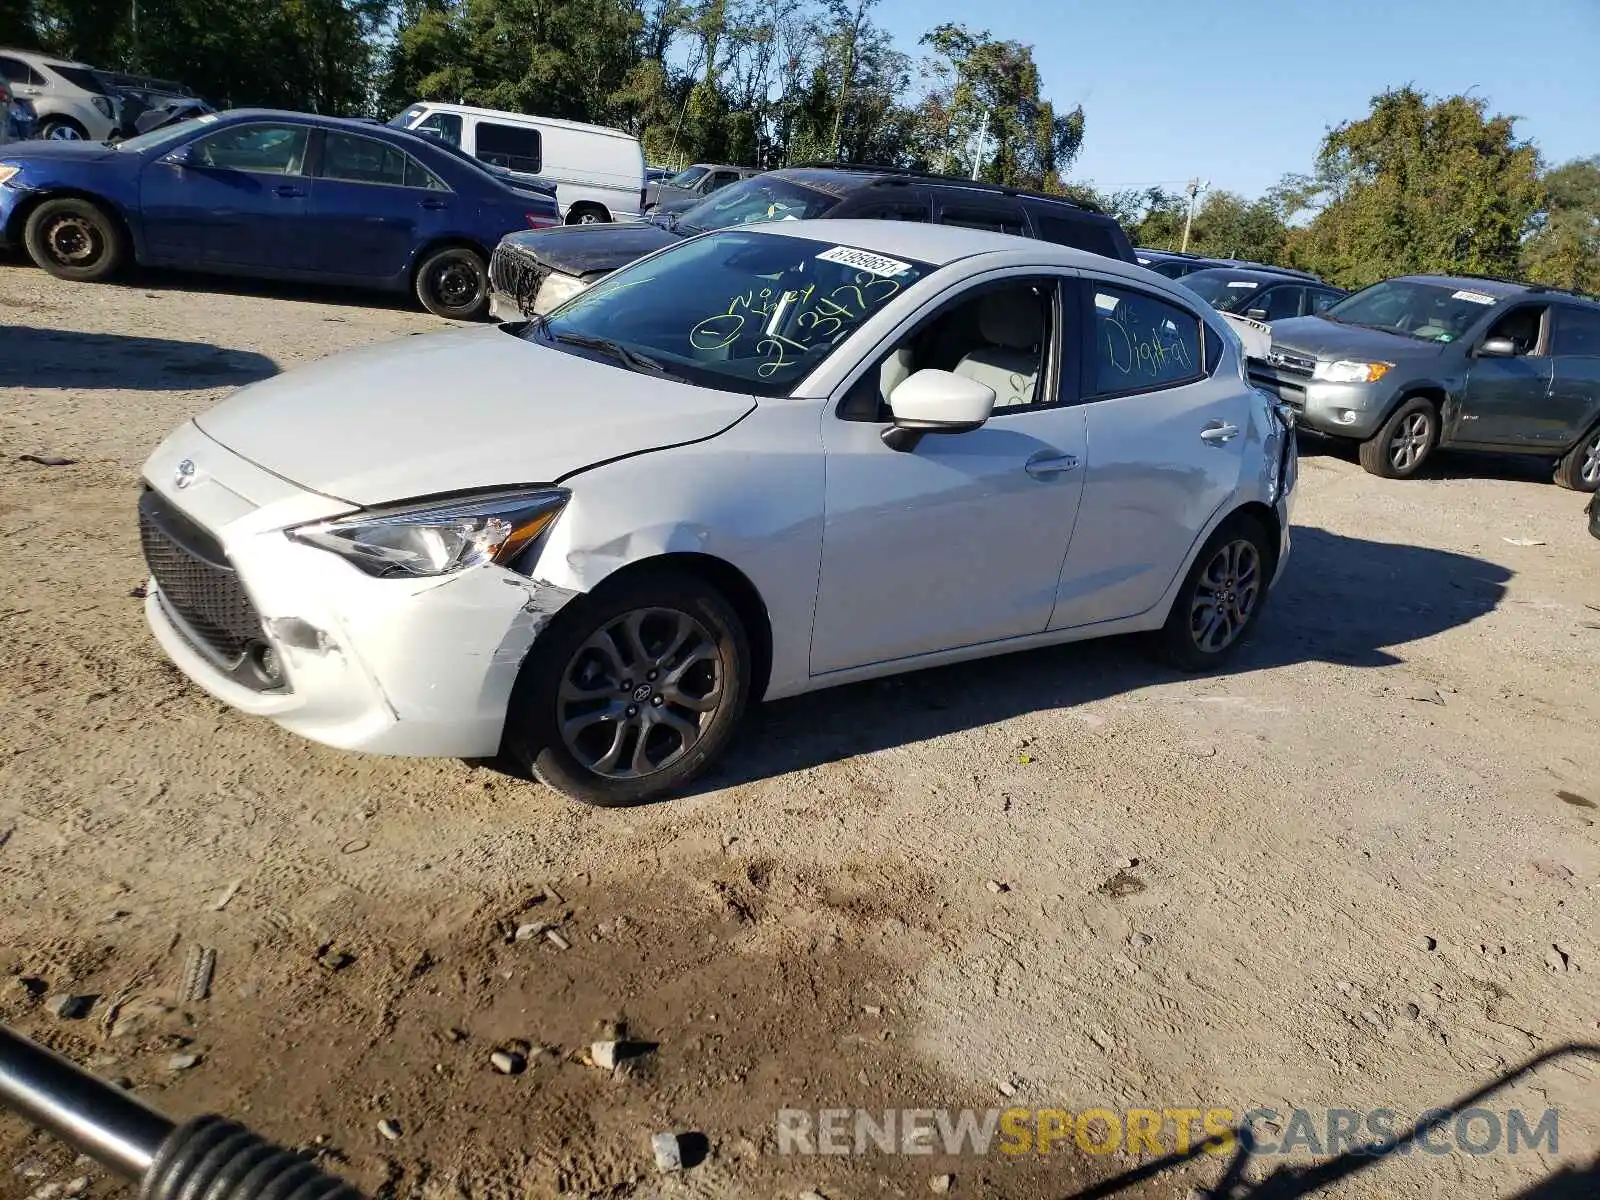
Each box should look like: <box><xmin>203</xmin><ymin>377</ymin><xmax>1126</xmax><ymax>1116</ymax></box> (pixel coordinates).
<box><xmin>1030</xmin><ymin>211</ymin><xmax>1118</xmax><ymax>258</ymax></box>
<box><xmin>476</xmin><ymin>122</ymin><xmax>542</xmax><ymax>174</ymax></box>
<box><xmin>0</xmin><ymin>57</ymin><xmax>47</xmax><ymax>86</ymax></box>
<box><xmin>1090</xmin><ymin>285</ymin><xmax>1205</xmax><ymax>396</ymax></box>
<box><xmin>48</xmin><ymin>64</ymin><xmax>109</xmax><ymax>94</ymax></box>
<box><xmin>939</xmin><ymin>202</ymin><xmax>1025</xmax><ymax>237</ymax></box>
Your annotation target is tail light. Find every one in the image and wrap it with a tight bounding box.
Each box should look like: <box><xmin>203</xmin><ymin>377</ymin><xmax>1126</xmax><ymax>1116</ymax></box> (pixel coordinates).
<box><xmin>0</xmin><ymin>82</ymin><xmax>10</xmax><ymax>105</ymax></box>
<box><xmin>524</xmin><ymin>212</ymin><xmax>558</xmax><ymax>229</ymax></box>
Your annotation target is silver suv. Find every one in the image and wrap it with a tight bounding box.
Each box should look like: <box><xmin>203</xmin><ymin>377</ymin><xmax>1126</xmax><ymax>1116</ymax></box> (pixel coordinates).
<box><xmin>0</xmin><ymin>48</ymin><xmax>120</xmax><ymax>141</ymax></box>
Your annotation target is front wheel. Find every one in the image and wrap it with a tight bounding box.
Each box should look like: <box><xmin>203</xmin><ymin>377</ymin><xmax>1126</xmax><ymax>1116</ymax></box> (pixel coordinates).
<box><xmin>1358</xmin><ymin>396</ymin><xmax>1438</xmax><ymax>479</ymax></box>
<box><xmin>23</xmin><ymin>197</ymin><xmax>127</xmax><ymax>281</ymax></box>
<box><xmin>413</xmin><ymin>246</ymin><xmax>488</xmax><ymax>320</ymax></box>
<box><xmin>1553</xmin><ymin>424</ymin><xmax>1600</xmax><ymax>492</ymax></box>
<box><xmin>506</xmin><ymin>569</ymin><xmax>752</xmax><ymax>806</ymax></box>
<box><xmin>38</xmin><ymin>117</ymin><xmax>87</xmax><ymax>141</ymax></box>
<box><xmin>1153</xmin><ymin>514</ymin><xmax>1273</xmax><ymax>671</ymax></box>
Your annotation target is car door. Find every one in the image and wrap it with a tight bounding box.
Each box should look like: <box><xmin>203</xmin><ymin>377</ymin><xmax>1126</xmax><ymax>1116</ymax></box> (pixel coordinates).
<box><xmin>140</xmin><ymin>121</ymin><xmax>314</xmax><ymax>269</ymax></box>
<box><xmin>810</xmin><ymin>273</ymin><xmax>1088</xmax><ymax>675</ymax></box>
<box><xmin>309</xmin><ymin>129</ymin><xmax>451</xmax><ymax>280</ymax></box>
<box><xmin>1049</xmin><ymin>279</ymin><xmax>1247</xmax><ymax>630</ymax></box>
<box><xmin>1542</xmin><ymin>305</ymin><xmax>1600</xmax><ymax>450</ymax></box>
<box><xmin>1453</xmin><ymin>302</ymin><xmax>1555</xmax><ymax>446</ymax></box>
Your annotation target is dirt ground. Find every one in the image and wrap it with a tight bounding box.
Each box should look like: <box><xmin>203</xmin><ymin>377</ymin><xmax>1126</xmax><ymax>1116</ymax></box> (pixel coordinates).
<box><xmin>1</xmin><ymin>261</ymin><xmax>1597</xmax><ymax>1200</ymax></box>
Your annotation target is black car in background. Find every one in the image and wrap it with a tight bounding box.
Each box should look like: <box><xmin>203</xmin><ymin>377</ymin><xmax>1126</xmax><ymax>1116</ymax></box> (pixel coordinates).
<box><xmin>491</xmin><ymin>163</ymin><xmax>1137</xmax><ymax>318</ymax></box>
<box><xmin>1135</xmin><ymin>248</ymin><xmax>1249</xmax><ymax>278</ymax></box>
<box><xmin>1180</xmin><ymin>266</ymin><xmax>1347</xmax><ymax>321</ymax></box>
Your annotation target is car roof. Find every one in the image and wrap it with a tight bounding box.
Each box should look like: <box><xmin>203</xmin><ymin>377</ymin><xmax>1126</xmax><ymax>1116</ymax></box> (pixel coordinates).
<box><xmin>1403</xmin><ymin>274</ymin><xmax>1528</xmax><ymax>298</ymax></box>
<box><xmin>737</xmin><ymin>218</ymin><xmax>1121</xmax><ymax>270</ymax></box>
<box><xmin>0</xmin><ymin>46</ymin><xmax>91</xmax><ymax>69</ymax></box>
<box><xmin>397</xmin><ymin>101</ymin><xmax>639</xmax><ymax>143</ymax></box>
<box><xmin>1184</xmin><ymin>266</ymin><xmax>1324</xmax><ymax>286</ymax></box>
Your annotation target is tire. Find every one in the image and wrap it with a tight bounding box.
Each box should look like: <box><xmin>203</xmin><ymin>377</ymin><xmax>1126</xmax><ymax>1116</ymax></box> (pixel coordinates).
<box><xmin>1358</xmin><ymin>395</ymin><xmax>1439</xmax><ymax>479</ymax></box>
<box><xmin>38</xmin><ymin>116</ymin><xmax>87</xmax><ymax>141</ymax></box>
<box><xmin>413</xmin><ymin>245</ymin><xmax>489</xmax><ymax>320</ymax></box>
<box><xmin>1553</xmin><ymin>423</ymin><xmax>1600</xmax><ymax>492</ymax></box>
<box><xmin>23</xmin><ymin>197</ymin><xmax>127</xmax><ymax>282</ymax></box>
<box><xmin>566</xmin><ymin>205</ymin><xmax>609</xmax><ymax>226</ymax></box>
<box><xmin>505</xmin><ymin>568</ymin><xmax>752</xmax><ymax>806</ymax></box>
<box><xmin>1152</xmin><ymin>513</ymin><xmax>1274</xmax><ymax>672</ymax></box>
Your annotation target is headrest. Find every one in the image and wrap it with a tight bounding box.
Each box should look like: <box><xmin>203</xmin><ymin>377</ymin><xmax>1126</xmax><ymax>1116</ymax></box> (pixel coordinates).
<box><xmin>978</xmin><ymin>290</ymin><xmax>1043</xmax><ymax>350</ymax></box>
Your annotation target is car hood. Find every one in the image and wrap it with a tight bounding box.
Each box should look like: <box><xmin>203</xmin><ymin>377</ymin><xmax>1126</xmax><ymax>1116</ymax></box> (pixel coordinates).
<box><xmin>193</xmin><ymin>326</ymin><xmax>755</xmax><ymax>506</ymax></box>
<box><xmin>498</xmin><ymin>222</ymin><xmax>682</xmax><ymax>276</ymax></box>
<box><xmin>2</xmin><ymin>140</ymin><xmax>117</xmax><ymax>163</ymax></box>
<box><xmin>1269</xmin><ymin>315</ymin><xmax>1446</xmax><ymax>361</ymax></box>
<box><xmin>646</xmin><ymin>183</ymin><xmax>696</xmax><ymax>208</ymax></box>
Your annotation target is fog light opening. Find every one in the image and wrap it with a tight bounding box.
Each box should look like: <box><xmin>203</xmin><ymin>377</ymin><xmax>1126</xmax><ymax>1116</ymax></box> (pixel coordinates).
<box><xmin>1334</xmin><ymin>409</ymin><xmax>1358</xmax><ymax>425</ymax></box>
<box><xmin>248</xmin><ymin>642</ymin><xmax>285</xmax><ymax>689</ymax></box>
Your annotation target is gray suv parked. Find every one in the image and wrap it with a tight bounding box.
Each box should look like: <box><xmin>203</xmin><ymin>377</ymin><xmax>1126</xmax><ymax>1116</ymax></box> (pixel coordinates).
<box><xmin>1251</xmin><ymin>275</ymin><xmax>1600</xmax><ymax>489</ymax></box>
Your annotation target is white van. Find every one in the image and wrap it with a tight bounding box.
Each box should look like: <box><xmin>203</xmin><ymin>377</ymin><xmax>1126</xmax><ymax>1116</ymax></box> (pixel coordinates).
<box><xmin>388</xmin><ymin>102</ymin><xmax>645</xmax><ymax>224</ymax></box>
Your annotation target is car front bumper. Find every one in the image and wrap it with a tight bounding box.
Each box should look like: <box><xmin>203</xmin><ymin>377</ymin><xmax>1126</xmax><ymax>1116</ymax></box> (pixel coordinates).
<box><xmin>1250</xmin><ymin>366</ymin><xmax>1393</xmax><ymax>440</ymax></box>
<box><xmin>139</xmin><ymin>422</ymin><xmax>575</xmax><ymax>758</ymax></box>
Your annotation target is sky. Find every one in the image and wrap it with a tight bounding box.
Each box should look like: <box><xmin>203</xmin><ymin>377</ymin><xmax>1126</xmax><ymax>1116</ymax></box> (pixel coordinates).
<box><xmin>873</xmin><ymin>0</ymin><xmax>1600</xmax><ymax>201</ymax></box>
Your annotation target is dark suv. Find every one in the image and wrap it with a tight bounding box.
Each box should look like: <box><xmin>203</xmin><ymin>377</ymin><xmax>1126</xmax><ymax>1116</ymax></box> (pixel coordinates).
<box><xmin>1179</xmin><ymin>265</ymin><xmax>1346</xmax><ymax>322</ymax></box>
<box><xmin>489</xmin><ymin>163</ymin><xmax>1135</xmax><ymax>318</ymax></box>
<box><xmin>1250</xmin><ymin>275</ymin><xmax>1600</xmax><ymax>489</ymax></box>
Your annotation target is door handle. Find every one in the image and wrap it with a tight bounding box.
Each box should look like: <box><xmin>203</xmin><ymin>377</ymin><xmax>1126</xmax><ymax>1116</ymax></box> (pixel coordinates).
<box><xmin>420</xmin><ymin>198</ymin><xmax>448</xmax><ymax>210</ymax></box>
<box><xmin>273</xmin><ymin>185</ymin><xmax>305</xmax><ymax>198</ymax></box>
<box><xmin>1024</xmin><ymin>451</ymin><xmax>1079</xmax><ymax>479</ymax></box>
<box><xmin>1200</xmin><ymin>421</ymin><xmax>1240</xmax><ymax>445</ymax></box>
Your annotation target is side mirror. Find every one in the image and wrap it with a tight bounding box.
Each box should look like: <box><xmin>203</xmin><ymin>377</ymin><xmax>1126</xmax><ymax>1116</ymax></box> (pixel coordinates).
<box><xmin>1478</xmin><ymin>336</ymin><xmax>1517</xmax><ymax>357</ymax></box>
<box><xmin>882</xmin><ymin>369</ymin><xmax>995</xmax><ymax>452</ymax></box>
<box><xmin>161</xmin><ymin>143</ymin><xmax>196</xmax><ymax>167</ymax></box>
<box><xmin>1244</xmin><ymin>307</ymin><xmax>1269</xmax><ymax>321</ymax></box>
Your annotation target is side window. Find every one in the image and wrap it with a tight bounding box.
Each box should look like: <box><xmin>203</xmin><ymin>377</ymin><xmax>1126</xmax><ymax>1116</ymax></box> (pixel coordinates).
<box><xmin>708</xmin><ymin>170</ymin><xmax>740</xmax><ymax>191</ymax></box>
<box><xmin>842</xmin><ymin>279</ymin><xmax>1061</xmax><ymax>420</ymax></box>
<box><xmin>1550</xmin><ymin>307</ymin><xmax>1600</xmax><ymax>357</ymax></box>
<box><xmin>1310</xmin><ymin>289</ymin><xmax>1342</xmax><ymax>314</ymax></box>
<box><xmin>1255</xmin><ymin>286</ymin><xmax>1303</xmax><ymax>321</ymax></box>
<box><xmin>1483</xmin><ymin>304</ymin><xmax>1548</xmax><ymax>356</ymax></box>
<box><xmin>189</xmin><ymin>124</ymin><xmax>310</xmax><ymax>175</ymax></box>
<box><xmin>321</xmin><ymin>131</ymin><xmax>443</xmax><ymax>189</ymax></box>
<box><xmin>414</xmin><ymin>111</ymin><xmax>462</xmax><ymax>147</ymax></box>
<box><xmin>1088</xmin><ymin>284</ymin><xmax>1204</xmax><ymax>397</ymax></box>
<box><xmin>0</xmin><ymin>57</ymin><xmax>47</xmax><ymax>86</ymax></box>
<box><xmin>844</xmin><ymin>198</ymin><xmax>931</xmax><ymax>222</ymax></box>
<box><xmin>1030</xmin><ymin>211</ymin><xmax>1118</xmax><ymax>258</ymax></box>
<box><xmin>936</xmin><ymin>199</ymin><xmax>1026</xmax><ymax>236</ymax></box>
<box><xmin>475</xmin><ymin>122</ymin><xmax>541</xmax><ymax>173</ymax></box>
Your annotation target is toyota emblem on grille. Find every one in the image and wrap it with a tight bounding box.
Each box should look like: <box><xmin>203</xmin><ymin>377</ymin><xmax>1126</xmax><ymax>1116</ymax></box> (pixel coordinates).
<box><xmin>174</xmin><ymin>459</ymin><xmax>196</xmax><ymax>489</ymax></box>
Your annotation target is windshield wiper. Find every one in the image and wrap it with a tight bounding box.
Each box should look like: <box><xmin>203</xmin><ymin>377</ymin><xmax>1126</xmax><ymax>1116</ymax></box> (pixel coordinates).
<box><xmin>552</xmin><ymin>332</ymin><xmax>683</xmax><ymax>380</ymax></box>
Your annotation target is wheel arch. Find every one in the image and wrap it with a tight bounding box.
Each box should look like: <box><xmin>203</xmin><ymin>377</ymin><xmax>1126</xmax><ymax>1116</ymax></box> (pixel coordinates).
<box><xmin>564</xmin><ymin>201</ymin><xmax>611</xmax><ymax>224</ymax></box>
<box><xmin>7</xmin><ymin>188</ymin><xmax>139</xmax><ymax>258</ymax></box>
<box><xmin>553</xmin><ymin>551</ymin><xmax>775</xmax><ymax>704</ymax></box>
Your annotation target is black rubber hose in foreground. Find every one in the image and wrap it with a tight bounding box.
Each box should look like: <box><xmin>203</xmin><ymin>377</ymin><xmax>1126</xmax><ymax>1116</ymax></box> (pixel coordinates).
<box><xmin>140</xmin><ymin>1114</ymin><xmax>361</xmax><ymax>1200</ymax></box>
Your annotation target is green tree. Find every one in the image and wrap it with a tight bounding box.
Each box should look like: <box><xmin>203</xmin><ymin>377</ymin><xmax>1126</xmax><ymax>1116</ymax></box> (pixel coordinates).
<box><xmin>1522</xmin><ymin>156</ymin><xmax>1600</xmax><ymax>293</ymax></box>
<box><xmin>913</xmin><ymin>23</ymin><xmax>1082</xmax><ymax>190</ymax></box>
<box><xmin>1186</xmin><ymin>190</ymin><xmax>1289</xmax><ymax>264</ymax></box>
<box><xmin>1294</xmin><ymin>87</ymin><xmax>1543</xmax><ymax>288</ymax></box>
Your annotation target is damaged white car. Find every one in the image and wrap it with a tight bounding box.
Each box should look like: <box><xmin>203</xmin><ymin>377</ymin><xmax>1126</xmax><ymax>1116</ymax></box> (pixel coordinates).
<box><xmin>138</xmin><ymin>221</ymin><xmax>1296</xmax><ymax>805</ymax></box>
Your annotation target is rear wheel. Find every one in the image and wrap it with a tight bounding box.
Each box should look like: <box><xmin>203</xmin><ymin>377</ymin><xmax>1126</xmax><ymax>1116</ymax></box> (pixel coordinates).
<box><xmin>1153</xmin><ymin>514</ymin><xmax>1273</xmax><ymax>671</ymax></box>
<box><xmin>38</xmin><ymin>116</ymin><xmax>87</xmax><ymax>141</ymax></box>
<box><xmin>1553</xmin><ymin>424</ymin><xmax>1600</xmax><ymax>492</ymax></box>
<box><xmin>414</xmin><ymin>246</ymin><xmax>488</xmax><ymax>320</ymax></box>
<box><xmin>506</xmin><ymin>569</ymin><xmax>751</xmax><ymax>806</ymax></box>
<box><xmin>566</xmin><ymin>204</ymin><xmax>609</xmax><ymax>225</ymax></box>
<box><xmin>1358</xmin><ymin>396</ymin><xmax>1438</xmax><ymax>479</ymax></box>
<box><xmin>23</xmin><ymin>197</ymin><xmax>127</xmax><ymax>282</ymax></box>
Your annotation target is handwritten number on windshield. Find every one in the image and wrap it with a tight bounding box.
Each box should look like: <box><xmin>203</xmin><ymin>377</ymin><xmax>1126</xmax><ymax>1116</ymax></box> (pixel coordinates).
<box><xmin>689</xmin><ymin>272</ymin><xmax>902</xmax><ymax>364</ymax></box>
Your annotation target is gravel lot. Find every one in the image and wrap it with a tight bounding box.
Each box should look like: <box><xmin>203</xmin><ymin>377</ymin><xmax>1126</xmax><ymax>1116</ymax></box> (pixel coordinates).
<box><xmin>1</xmin><ymin>262</ymin><xmax>1597</xmax><ymax>1200</ymax></box>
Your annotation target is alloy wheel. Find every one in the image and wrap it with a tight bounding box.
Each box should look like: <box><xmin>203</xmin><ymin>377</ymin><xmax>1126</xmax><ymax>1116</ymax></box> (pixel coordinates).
<box><xmin>1388</xmin><ymin>411</ymin><xmax>1431</xmax><ymax>472</ymax></box>
<box><xmin>556</xmin><ymin>607</ymin><xmax>725</xmax><ymax>780</ymax></box>
<box><xmin>44</xmin><ymin>215</ymin><xmax>99</xmax><ymax>266</ymax></box>
<box><xmin>1582</xmin><ymin>432</ymin><xmax>1600</xmax><ymax>488</ymax></box>
<box><xmin>1189</xmin><ymin>538</ymin><xmax>1262</xmax><ymax>654</ymax></box>
<box><xmin>45</xmin><ymin>124</ymin><xmax>82</xmax><ymax>141</ymax></box>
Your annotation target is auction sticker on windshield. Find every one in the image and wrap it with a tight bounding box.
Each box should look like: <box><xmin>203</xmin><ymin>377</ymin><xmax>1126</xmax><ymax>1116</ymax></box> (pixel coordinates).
<box><xmin>815</xmin><ymin>246</ymin><xmax>913</xmax><ymax>277</ymax></box>
<box><xmin>1452</xmin><ymin>289</ymin><xmax>1497</xmax><ymax>304</ymax></box>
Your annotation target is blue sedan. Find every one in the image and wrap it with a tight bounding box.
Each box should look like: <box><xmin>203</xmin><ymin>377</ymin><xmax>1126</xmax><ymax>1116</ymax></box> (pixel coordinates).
<box><xmin>0</xmin><ymin>109</ymin><xmax>562</xmax><ymax>318</ymax></box>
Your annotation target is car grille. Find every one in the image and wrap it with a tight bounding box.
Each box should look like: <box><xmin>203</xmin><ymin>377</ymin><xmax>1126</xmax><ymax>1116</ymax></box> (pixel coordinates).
<box><xmin>1248</xmin><ymin>347</ymin><xmax>1316</xmax><ymax>411</ymax></box>
<box><xmin>489</xmin><ymin>243</ymin><xmax>550</xmax><ymax>319</ymax></box>
<box><xmin>138</xmin><ymin>488</ymin><xmax>264</xmax><ymax>665</ymax></box>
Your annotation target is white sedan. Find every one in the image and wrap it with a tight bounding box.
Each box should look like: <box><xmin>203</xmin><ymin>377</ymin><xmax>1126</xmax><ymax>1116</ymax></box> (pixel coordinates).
<box><xmin>138</xmin><ymin>221</ymin><xmax>1296</xmax><ymax>805</ymax></box>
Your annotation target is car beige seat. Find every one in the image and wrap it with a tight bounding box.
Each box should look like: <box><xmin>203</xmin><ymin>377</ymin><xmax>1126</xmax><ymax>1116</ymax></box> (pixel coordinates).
<box><xmin>953</xmin><ymin>291</ymin><xmax>1043</xmax><ymax>408</ymax></box>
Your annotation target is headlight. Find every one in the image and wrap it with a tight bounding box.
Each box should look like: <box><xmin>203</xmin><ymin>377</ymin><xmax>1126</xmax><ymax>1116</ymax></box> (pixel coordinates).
<box><xmin>1312</xmin><ymin>359</ymin><xmax>1393</xmax><ymax>384</ymax></box>
<box><xmin>0</xmin><ymin>165</ymin><xmax>18</xmax><ymax>186</ymax></box>
<box><xmin>289</xmin><ymin>488</ymin><xmax>568</xmax><ymax>578</ymax></box>
<box><xmin>535</xmin><ymin>271</ymin><xmax>588</xmax><ymax>313</ymax></box>
<box><xmin>92</xmin><ymin>95</ymin><xmax>115</xmax><ymax>119</ymax></box>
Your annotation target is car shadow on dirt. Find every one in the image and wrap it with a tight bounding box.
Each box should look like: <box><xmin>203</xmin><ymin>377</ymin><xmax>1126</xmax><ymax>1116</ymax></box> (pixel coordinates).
<box><xmin>112</xmin><ymin>268</ymin><xmax>426</xmax><ymax>314</ymax></box>
<box><xmin>705</xmin><ymin>525</ymin><xmax>1512</xmax><ymax>793</ymax></box>
<box><xmin>1298</xmin><ymin>431</ymin><xmax>1558</xmax><ymax>486</ymax></box>
<box><xmin>0</xmin><ymin>324</ymin><xmax>279</xmax><ymax>390</ymax></box>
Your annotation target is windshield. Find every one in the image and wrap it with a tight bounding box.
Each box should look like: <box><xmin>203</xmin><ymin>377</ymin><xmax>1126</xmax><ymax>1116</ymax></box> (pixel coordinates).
<box><xmin>1323</xmin><ymin>279</ymin><xmax>1499</xmax><ymax>342</ymax></box>
<box><xmin>387</xmin><ymin>105</ymin><xmax>427</xmax><ymax>129</ymax></box>
<box><xmin>1181</xmin><ymin>270</ymin><xmax>1264</xmax><ymax>312</ymax></box>
<box><xmin>113</xmin><ymin>112</ymin><xmax>220</xmax><ymax>153</ymax></box>
<box><xmin>667</xmin><ymin>165</ymin><xmax>708</xmax><ymax>189</ymax></box>
<box><xmin>531</xmin><ymin>229</ymin><xmax>933</xmax><ymax>397</ymax></box>
<box><xmin>676</xmin><ymin>175</ymin><xmax>838</xmax><ymax>234</ymax></box>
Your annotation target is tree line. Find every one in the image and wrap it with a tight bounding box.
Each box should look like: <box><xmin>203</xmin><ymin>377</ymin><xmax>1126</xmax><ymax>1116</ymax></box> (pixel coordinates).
<box><xmin>3</xmin><ymin>2</ymin><xmax>1597</xmax><ymax>293</ymax></box>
